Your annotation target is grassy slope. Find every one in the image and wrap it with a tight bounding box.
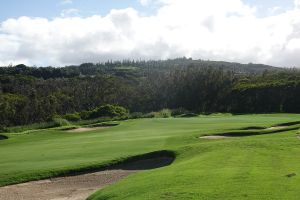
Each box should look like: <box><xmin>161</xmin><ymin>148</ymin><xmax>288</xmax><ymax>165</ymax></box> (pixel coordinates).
<box><xmin>1</xmin><ymin>114</ymin><xmax>300</xmax><ymax>199</ymax></box>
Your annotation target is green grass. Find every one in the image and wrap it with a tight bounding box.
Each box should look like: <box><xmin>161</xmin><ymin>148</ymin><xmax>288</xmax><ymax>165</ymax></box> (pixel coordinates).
<box><xmin>1</xmin><ymin>114</ymin><xmax>300</xmax><ymax>199</ymax></box>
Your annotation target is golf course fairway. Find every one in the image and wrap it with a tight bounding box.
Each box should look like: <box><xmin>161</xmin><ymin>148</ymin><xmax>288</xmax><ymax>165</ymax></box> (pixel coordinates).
<box><xmin>1</xmin><ymin>114</ymin><xmax>300</xmax><ymax>200</ymax></box>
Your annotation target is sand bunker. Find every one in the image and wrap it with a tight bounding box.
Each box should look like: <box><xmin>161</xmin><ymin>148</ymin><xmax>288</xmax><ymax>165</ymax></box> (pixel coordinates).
<box><xmin>265</xmin><ymin>126</ymin><xmax>287</xmax><ymax>130</ymax></box>
<box><xmin>0</xmin><ymin>170</ymin><xmax>133</xmax><ymax>200</ymax></box>
<box><xmin>199</xmin><ymin>135</ymin><xmax>231</xmax><ymax>139</ymax></box>
<box><xmin>0</xmin><ymin>155</ymin><xmax>174</xmax><ymax>200</ymax></box>
<box><xmin>66</xmin><ymin>127</ymin><xmax>110</xmax><ymax>133</ymax></box>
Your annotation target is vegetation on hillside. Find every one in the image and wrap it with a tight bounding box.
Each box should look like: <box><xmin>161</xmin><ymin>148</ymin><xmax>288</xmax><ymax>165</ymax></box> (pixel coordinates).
<box><xmin>0</xmin><ymin>58</ymin><xmax>299</xmax><ymax>127</ymax></box>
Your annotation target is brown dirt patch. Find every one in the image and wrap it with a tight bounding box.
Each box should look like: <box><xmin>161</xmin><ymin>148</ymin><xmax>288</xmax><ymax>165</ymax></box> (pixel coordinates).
<box><xmin>0</xmin><ymin>156</ymin><xmax>174</xmax><ymax>200</ymax></box>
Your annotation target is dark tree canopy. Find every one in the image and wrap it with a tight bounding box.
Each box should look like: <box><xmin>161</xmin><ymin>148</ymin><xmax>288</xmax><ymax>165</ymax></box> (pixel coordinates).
<box><xmin>0</xmin><ymin>58</ymin><xmax>299</xmax><ymax>127</ymax></box>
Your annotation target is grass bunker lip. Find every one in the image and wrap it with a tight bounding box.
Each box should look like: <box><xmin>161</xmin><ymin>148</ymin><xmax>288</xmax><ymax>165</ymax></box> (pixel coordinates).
<box><xmin>109</xmin><ymin>150</ymin><xmax>175</xmax><ymax>171</ymax></box>
<box><xmin>1</xmin><ymin>150</ymin><xmax>176</xmax><ymax>185</ymax></box>
<box><xmin>275</xmin><ymin>121</ymin><xmax>300</xmax><ymax>127</ymax></box>
<box><xmin>64</xmin><ymin>150</ymin><xmax>176</xmax><ymax>176</ymax></box>
<box><xmin>239</xmin><ymin>126</ymin><xmax>266</xmax><ymax>130</ymax></box>
<box><xmin>217</xmin><ymin>127</ymin><xmax>298</xmax><ymax>137</ymax></box>
<box><xmin>200</xmin><ymin>123</ymin><xmax>300</xmax><ymax>139</ymax></box>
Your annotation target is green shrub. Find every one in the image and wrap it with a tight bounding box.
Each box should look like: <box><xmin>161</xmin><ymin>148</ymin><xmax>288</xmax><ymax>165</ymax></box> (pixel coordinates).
<box><xmin>180</xmin><ymin>113</ymin><xmax>199</xmax><ymax>117</ymax></box>
<box><xmin>89</xmin><ymin>104</ymin><xmax>129</xmax><ymax>119</ymax></box>
<box><xmin>52</xmin><ymin>117</ymin><xmax>70</xmax><ymax>127</ymax></box>
<box><xmin>130</xmin><ymin>112</ymin><xmax>144</xmax><ymax>119</ymax></box>
<box><xmin>143</xmin><ymin>109</ymin><xmax>172</xmax><ymax>118</ymax></box>
<box><xmin>0</xmin><ymin>125</ymin><xmax>7</xmax><ymax>133</ymax></box>
<box><xmin>171</xmin><ymin>108</ymin><xmax>189</xmax><ymax>116</ymax></box>
<box><xmin>64</xmin><ymin>113</ymin><xmax>81</xmax><ymax>121</ymax></box>
<box><xmin>158</xmin><ymin>109</ymin><xmax>172</xmax><ymax>118</ymax></box>
<box><xmin>143</xmin><ymin>112</ymin><xmax>156</xmax><ymax>118</ymax></box>
<box><xmin>80</xmin><ymin>111</ymin><xmax>92</xmax><ymax>120</ymax></box>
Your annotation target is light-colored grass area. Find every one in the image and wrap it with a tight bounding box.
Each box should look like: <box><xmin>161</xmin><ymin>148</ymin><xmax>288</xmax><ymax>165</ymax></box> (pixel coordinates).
<box><xmin>1</xmin><ymin>114</ymin><xmax>300</xmax><ymax>199</ymax></box>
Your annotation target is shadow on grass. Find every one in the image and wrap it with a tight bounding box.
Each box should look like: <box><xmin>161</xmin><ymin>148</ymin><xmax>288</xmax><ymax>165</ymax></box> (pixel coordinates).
<box><xmin>239</xmin><ymin>126</ymin><xmax>266</xmax><ymax>130</ymax></box>
<box><xmin>275</xmin><ymin>121</ymin><xmax>300</xmax><ymax>126</ymax></box>
<box><xmin>86</xmin><ymin>122</ymin><xmax>120</xmax><ymax>128</ymax></box>
<box><xmin>51</xmin><ymin>150</ymin><xmax>176</xmax><ymax>177</ymax></box>
<box><xmin>0</xmin><ymin>135</ymin><xmax>8</xmax><ymax>140</ymax></box>
<box><xmin>110</xmin><ymin>151</ymin><xmax>175</xmax><ymax>170</ymax></box>
<box><xmin>219</xmin><ymin>126</ymin><xmax>299</xmax><ymax>137</ymax></box>
<box><xmin>201</xmin><ymin>122</ymin><xmax>300</xmax><ymax>139</ymax></box>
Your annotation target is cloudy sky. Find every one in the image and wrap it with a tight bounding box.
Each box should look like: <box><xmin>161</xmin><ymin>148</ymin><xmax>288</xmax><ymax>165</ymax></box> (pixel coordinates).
<box><xmin>0</xmin><ymin>0</ymin><xmax>299</xmax><ymax>67</ymax></box>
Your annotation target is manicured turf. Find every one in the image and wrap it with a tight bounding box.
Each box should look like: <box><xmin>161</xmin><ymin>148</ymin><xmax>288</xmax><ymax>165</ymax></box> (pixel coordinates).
<box><xmin>1</xmin><ymin>114</ymin><xmax>300</xmax><ymax>199</ymax></box>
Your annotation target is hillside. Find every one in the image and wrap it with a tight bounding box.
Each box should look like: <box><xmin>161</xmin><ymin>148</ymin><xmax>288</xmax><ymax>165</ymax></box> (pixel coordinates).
<box><xmin>0</xmin><ymin>58</ymin><xmax>299</xmax><ymax>128</ymax></box>
<box><xmin>0</xmin><ymin>58</ymin><xmax>280</xmax><ymax>79</ymax></box>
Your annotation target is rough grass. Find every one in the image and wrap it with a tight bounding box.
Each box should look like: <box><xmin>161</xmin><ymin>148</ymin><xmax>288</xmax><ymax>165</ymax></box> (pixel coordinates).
<box><xmin>2</xmin><ymin>116</ymin><xmax>123</xmax><ymax>134</ymax></box>
<box><xmin>1</xmin><ymin>121</ymin><xmax>60</xmax><ymax>133</ymax></box>
<box><xmin>1</xmin><ymin>114</ymin><xmax>300</xmax><ymax>199</ymax></box>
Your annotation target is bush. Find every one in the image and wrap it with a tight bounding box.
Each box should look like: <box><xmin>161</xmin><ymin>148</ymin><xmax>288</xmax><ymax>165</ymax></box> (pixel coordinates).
<box><xmin>143</xmin><ymin>109</ymin><xmax>172</xmax><ymax>118</ymax></box>
<box><xmin>80</xmin><ymin>111</ymin><xmax>92</xmax><ymax>120</ymax></box>
<box><xmin>158</xmin><ymin>109</ymin><xmax>172</xmax><ymax>118</ymax></box>
<box><xmin>52</xmin><ymin>117</ymin><xmax>70</xmax><ymax>127</ymax></box>
<box><xmin>130</xmin><ymin>112</ymin><xmax>144</xmax><ymax>119</ymax></box>
<box><xmin>180</xmin><ymin>113</ymin><xmax>199</xmax><ymax>117</ymax></box>
<box><xmin>143</xmin><ymin>112</ymin><xmax>156</xmax><ymax>118</ymax></box>
<box><xmin>89</xmin><ymin>104</ymin><xmax>129</xmax><ymax>119</ymax></box>
<box><xmin>64</xmin><ymin>113</ymin><xmax>81</xmax><ymax>121</ymax></box>
<box><xmin>0</xmin><ymin>125</ymin><xmax>7</xmax><ymax>133</ymax></box>
<box><xmin>171</xmin><ymin>108</ymin><xmax>189</xmax><ymax>116</ymax></box>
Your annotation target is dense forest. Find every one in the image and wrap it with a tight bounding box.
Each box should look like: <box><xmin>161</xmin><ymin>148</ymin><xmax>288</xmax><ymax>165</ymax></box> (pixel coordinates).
<box><xmin>1</xmin><ymin>58</ymin><xmax>300</xmax><ymax>127</ymax></box>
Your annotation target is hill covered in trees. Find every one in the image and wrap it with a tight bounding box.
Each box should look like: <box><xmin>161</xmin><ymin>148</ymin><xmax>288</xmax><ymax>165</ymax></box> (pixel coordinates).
<box><xmin>0</xmin><ymin>58</ymin><xmax>299</xmax><ymax>127</ymax></box>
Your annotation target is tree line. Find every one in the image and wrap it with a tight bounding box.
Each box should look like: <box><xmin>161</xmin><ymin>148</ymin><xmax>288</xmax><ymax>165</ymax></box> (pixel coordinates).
<box><xmin>0</xmin><ymin>58</ymin><xmax>299</xmax><ymax>127</ymax></box>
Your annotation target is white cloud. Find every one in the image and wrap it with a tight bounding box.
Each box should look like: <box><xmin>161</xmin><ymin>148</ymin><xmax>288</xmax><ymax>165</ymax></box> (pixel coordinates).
<box><xmin>60</xmin><ymin>8</ymin><xmax>80</xmax><ymax>17</ymax></box>
<box><xmin>0</xmin><ymin>0</ymin><xmax>300</xmax><ymax>67</ymax></box>
<box><xmin>268</xmin><ymin>6</ymin><xmax>282</xmax><ymax>15</ymax></box>
<box><xmin>60</xmin><ymin>0</ymin><xmax>73</xmax><ymax>5</ymax></box>
<box><xmin>139</xmin><ymin>0</ymin><xmax>152</xmax><ymax>6</ymax></box>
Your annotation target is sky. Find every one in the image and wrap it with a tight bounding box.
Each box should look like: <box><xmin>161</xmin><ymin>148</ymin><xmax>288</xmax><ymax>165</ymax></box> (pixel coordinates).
<box><xmin>0</xmin><ymin>0</ymin><xmax>299</xmax><ymax>67</ymax></box>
